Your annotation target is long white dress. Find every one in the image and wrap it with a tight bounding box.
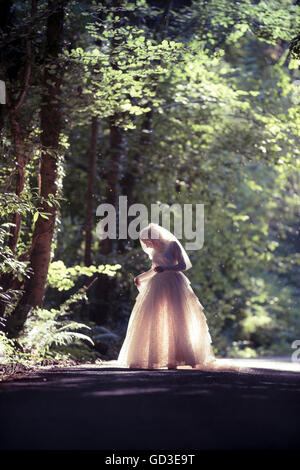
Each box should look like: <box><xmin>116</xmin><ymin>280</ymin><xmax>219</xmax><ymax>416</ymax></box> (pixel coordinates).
<box><xmin>117</xmin><ymin>240</ymin><xmax>215</xmax><ymax>369</ymax></box>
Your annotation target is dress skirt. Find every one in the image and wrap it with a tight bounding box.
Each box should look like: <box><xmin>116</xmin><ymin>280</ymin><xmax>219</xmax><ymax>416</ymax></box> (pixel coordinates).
<box><xmin>117</xmin><ymin>270</ymin><xmax>215</xmax><ymax>369</ymax></box>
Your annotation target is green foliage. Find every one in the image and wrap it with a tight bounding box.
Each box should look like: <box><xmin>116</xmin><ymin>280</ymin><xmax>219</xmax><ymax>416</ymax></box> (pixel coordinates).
<box><xmin>0</xmin><ymin>331</ymin><xmax>15</xmax><ymax>363</ymax></box>
<box><xmin>15</xmin><ymin>261</ymin><xmax>122</xmax><ymax>358</ymax></box>
<box><xmin>47</xmin><ymin>260</ymin><xmax>121</xmax><ymax>291</ymax></box>
<box><xmin>62</xmin><ymin>21</ymin><xmax>184</xmax><ymax>128</ymax></box>
<box><xmin>60</xmin><ymin>1</ymin><xmax>300</xmax><ymax>358</ymax></box>
<box><xmin>0</xmin><ymin>223</ymin><xmax>31</xmax><ymax>316</ymax></box>
<box><xmin>0</xmin><ymin>224</ymin><xmax>29</xmax><ymax>281</ymax></box>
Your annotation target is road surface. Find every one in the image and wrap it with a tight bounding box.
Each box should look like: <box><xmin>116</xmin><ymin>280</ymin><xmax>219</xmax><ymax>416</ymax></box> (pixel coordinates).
<box><xmin>1</xmin><ymin>360</ymin><xmax>300</xmax><ymax>450</ymax></box>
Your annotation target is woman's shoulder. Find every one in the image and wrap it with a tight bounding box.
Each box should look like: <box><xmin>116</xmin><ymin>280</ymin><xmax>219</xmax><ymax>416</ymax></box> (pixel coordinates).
<box><xmin>152</xmin><ymin>242</ymin><xmax>171</xmax><ymax>259</ymax></box>
<box><xmin>162</xmin><ymin>241</ymin><xmax>179</xmax><ymax>261</ymax></box>
<box><xmin>167</xmin><ymin>240</ymin><xmax>180</xmax><ymax>253</ymax></box>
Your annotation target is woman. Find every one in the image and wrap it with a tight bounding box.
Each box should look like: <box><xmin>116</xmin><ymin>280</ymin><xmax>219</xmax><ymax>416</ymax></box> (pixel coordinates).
<box><xmin>117</xmin><ymin>222</ymin><xmax>216</xmax><ymax>369</ymax></box>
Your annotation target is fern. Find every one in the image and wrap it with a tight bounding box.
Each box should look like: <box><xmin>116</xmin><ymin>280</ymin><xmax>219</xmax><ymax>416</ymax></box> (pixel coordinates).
<box><xmin>19</xmin><ymin>288</ymin><xmax>95</xmax><ymax>356</ymax></box>
<box><xmin>51</xmin><ymin>332</ymin><xmax>94</xmax><ymax>347</ymax></box>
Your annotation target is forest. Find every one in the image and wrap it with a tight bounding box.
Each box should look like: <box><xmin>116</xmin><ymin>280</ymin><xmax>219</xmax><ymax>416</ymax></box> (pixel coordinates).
<box><xmin>1</xmin><ymin>0</ymin><xmax>300</xmax><ymax>375</ymax></box>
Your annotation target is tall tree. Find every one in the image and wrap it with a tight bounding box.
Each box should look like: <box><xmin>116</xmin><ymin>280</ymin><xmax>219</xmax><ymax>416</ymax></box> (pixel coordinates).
<box><xmin>101</xmin><ymin>0</ymin><xmax>123</xmax><ymax>255</ymax></box>
<box><xmin>6</xmin><ymin>0</ymin><xmax>36</xmax><ymax>253</ymax></box>
<box><xmin>84</xmin><ymin>116</ymin><xmax>98</xmax><ymax>266</ymax></box>
<box><xmin>0</xmin><ymin>0</ymin><xmax>36</xmax><ymax>319</ymax></box>
<box><xmin>6</xmin><ymin>0</ymin><xmax>65</xmax><ymax>336</ymax></box>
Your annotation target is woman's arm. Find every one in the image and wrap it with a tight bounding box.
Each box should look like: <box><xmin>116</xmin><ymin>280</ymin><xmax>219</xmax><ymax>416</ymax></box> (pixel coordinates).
<box><xmin>134</xmin><ymin>267</ymin><xmax>155</xmax><ymax>286</ymax></box>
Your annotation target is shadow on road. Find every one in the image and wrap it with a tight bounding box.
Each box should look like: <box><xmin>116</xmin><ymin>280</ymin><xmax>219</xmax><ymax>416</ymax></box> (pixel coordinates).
<box><xmin>1</xmin><ymin>366</ymin><xmax>299</xmax><ymax>450</ymax></box>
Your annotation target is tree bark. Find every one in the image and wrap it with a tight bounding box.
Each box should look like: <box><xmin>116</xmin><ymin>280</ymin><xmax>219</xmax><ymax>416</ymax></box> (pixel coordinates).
<box><xmin>101</xmin><ymin>0</ymin><xmax>122</xmax><ymax>255</ymax></box>
<box><xmin>23</xmin><ymin>0</ymin><xmax>64</xmax><ymax>306</ymax></box>
<box><xmin>121</xmin><ymin>109</ymin><xmax>153</xmax><ymax>208</ymax></box>
<box><xmin>6</xmin><ymin>0</ymin><xmax>65</xmax><ymax>336</ymax></box>
<box><xmin>0</xmin><ymin>1</ymin><xmax>36</xmax><ymax>320</ymax></box>
<box><xmin>84</xmin><ymin>116</ymin><xmax>98</xmax><ymax>266</ymax></box>
<box><xmin>5</xmin><ymin>0</ymin><xmax>36</xmax><ymax>252</ymax></box>
<box><xmin>7</xmin><ymin>114</ymin><xmax>26</xmax><ymax>253</ymax></box>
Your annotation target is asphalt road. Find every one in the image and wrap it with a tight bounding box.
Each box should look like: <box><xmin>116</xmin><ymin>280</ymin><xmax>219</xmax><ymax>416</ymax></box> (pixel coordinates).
<box><xmin>1</xmin><ymin>364</ymin><xmax>300</xmax><ymax>450</ymax></box>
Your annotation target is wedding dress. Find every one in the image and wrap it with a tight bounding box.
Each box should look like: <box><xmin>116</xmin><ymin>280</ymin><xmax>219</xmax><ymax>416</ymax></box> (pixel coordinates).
<box><xmin>117</xmin><ymin>223</ymin><xmax>216</xmax><ymax>369</ymax></box>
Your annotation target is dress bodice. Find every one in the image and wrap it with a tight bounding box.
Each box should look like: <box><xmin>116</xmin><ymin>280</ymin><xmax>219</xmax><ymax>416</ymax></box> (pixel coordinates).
<box><xmin>151</xmin><ymin>243</ymin><xmax>175</xmax><ymax>267</ymax></box>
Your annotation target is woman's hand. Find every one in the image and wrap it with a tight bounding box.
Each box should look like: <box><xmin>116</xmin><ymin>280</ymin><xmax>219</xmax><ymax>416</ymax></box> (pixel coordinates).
<box><xmin>154</xmin><ymin>266</ymin><xmax>164</xmax><ymax>273</ymax></box>
<box><xmin>134</xmin><ymin>276</ymin><xmax>141</xmax><ymax>286</ymax></box>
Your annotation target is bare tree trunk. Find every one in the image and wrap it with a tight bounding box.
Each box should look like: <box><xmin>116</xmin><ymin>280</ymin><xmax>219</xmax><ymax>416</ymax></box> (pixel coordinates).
<box><xmin>7</xmin><ymin>114</ymin><xmax>26</xmax><ymax>253</ymax></box>
<box><xmin>101</xmin><ymin>0</ymin><xmax>122</xmax><ymax>255</ymax></box>
<box><xmin>84</xmin><ymin>116</ymin><xmax>98</xmax><ymax>266</ymax></box>
<box><xmin>22</xmin><ymin>0</ymin><xmax>64</xmax><ymax>307</ymax></box>
<box><xmin>6</xmin><ymin>0</ymin><xmax>36</xmax><ymax>252</ymax></box>
<box><xmin>121</xmin><ymin>109</ymin><xmax>153</xmax><ymax>208</ymax></box>
<box><xmin>0</xmin><ymin>1</ymin><xmax>36</xmax><ymax>320</ymax></box>
<box><xmin>6</xmin><ymin>0</ymin><xmax>64</xmax><ymax>337</ymax></box>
